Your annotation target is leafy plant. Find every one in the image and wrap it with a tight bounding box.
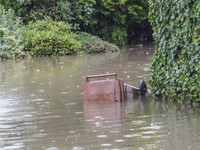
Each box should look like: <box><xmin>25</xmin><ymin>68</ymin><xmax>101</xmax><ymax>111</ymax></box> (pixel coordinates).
<box><xmin>0</xmin><ymin>0</ymin><xmax>95</xmax><ymax>29</ymax></box>
<box><xmin>0</xmin><ymin>29</ymin><xmax>4</xmax><ymax>38</ymax></box>
<box><xmin>87</xmin><ymin>0</ymin><xmax>150</xmax><ymax>45</ymax></box>
<box><xmin>75</xmin><ymin>32</ymin><xmax>119</xmax><ymax>53</ymax></box>
<box><xmin>149</xmin><ymin>0</ymin><xmax>200</xmax><ymax>102</ymax></box>
<box><xmin>23</xmin><ymin>18</ymin><xmax>81</xmax><ymax>56</ymax></box>
<box><xmin>0</xmin><ymin>6</ymin><xmax>24</xmax><ymax>59</ymax></box>
<box><xmin>0</xmin><ymin>0</ymin><xmax>152</xmax><ymax>45</ymax></box>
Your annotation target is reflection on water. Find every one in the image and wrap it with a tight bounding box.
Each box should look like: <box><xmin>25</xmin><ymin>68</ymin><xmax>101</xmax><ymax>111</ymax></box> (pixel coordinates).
<box><xmin>0</xmin><ymin>44</ymin><xmax>200</xmax><ymax>149</ymax></box>
<box><xmin>84</xmin><ymin>101</ymin><xmax>124</xmax><ymax>131</ymax></box>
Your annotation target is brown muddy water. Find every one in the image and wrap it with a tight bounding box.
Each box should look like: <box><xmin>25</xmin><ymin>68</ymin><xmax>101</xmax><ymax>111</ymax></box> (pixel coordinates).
<box><xmin>0</xmin><ymin>45</ymin><xmax>200</xmax><ymax>150</ymax></box>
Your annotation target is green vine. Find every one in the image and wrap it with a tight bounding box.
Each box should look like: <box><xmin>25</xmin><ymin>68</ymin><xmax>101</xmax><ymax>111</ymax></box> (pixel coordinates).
<box><xmin>149</xmin><ymin>0</ymin><xmax>200</xmax><ymax>102</ymax></box>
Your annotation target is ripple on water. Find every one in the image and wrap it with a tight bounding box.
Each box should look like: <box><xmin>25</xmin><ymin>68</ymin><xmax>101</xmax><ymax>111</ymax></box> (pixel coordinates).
<box><xmin>115</xmin><ymin>139</ymin><xmax>125</xmax><ymax>143</ymax></box>
<box><xmin>46</xmin><ymin>147</ymin><xmax>58</xmax><ymax>150</ymax></box>
<box><xmin>38</xmin><ymin>89</ymin><xmax>45</xmax><ymax>93</ymax></box>
<box><xmin>3</xmin><ymin>143</ymin><xmax>24</xmax><ymax>150</ymax></box>
<box><xmin>85</xmin><ymin>119</ymin><xmax>95</xmax><ymax>122</ymax></box>
<box><xmin>123</xmin><ymin>134</ymin><xmax>141</xmax><ymax>138</ymax></box>
<box><xmin>141</xmin><ymin>135</ymin><xmax>154</xmax><ymax>139</ymax></box>
<box><xmin>65</xmin><ymin>103</ymin><xmax>77</xmax><ymax>106</ymax></box>
<box><xmin>141</xmin><ymin>124</ymin><xmax>162</xmax><ymax>130</ymax></box>
<box><xmin>146</xmin><ymin>144</ymin><xmax>157</xmax><ymax>149</ymax></box>
<box><xmin>97</xmin><ymin>134</ymin><xmax>107</xmax><ymax>138</ymax></box>
<box><xmin>61</xmin><ymin>92</ymin><xmax>69</xmax><ymax>95</ymax></box>
<box><xmin>69</xmin><ymin>131</ymin><xmax>75</xmax><ymax>134</ymax></box>
<box><xmin>141</xmin><ymin>131</ymin><xmax>158</xmax><ymax>134</ymax></box>
<box><xmin>132</xmin><ymin>120</ymin><xmax>146</xmax><ymax>125</ymax></box>
<box><xmin>31</xmin><ymin>98</ymin><xmax>44</xmax><ymax>102</ymax></box>
<box><xmin>75</xmin><ymin>112</ymin><xmax>83</xmax><ymax>115</ymax></box>
<box><xmin>101</xmin><ymin>144</ymin><xmax>112</xmax><ymax>147</ymax></box>
<box><xmin>102</xmin><ymin>125</ymin><xmax>114</xmax><ymax>129</ymax></box>
<box><xmin>94</xmin><ymin>116</ymin><xmax>104</xmax><ymax>120</ymax></box>
<box><xmin>11</xmin><ymin>88</ymin><xmax>20</xmax><ymax>92</ymax></box>
<box><xmin>110</xmin><ymin>130</ymin><xmax>119</xmax><ymax>133</ymax></box>
<box><xmin>72</xmin><ymin>146</ymin><xmax>84</xmax><ymax>150</ymax></box>
<box><xmin>0</xmin><ymin>124</ymin><xmax>17</xmax><ymax>129</ymax></box>
<box><xmin>95</xmin><ymin>122</ymin><xmax>102</xmax><ymax>127</ymax></box>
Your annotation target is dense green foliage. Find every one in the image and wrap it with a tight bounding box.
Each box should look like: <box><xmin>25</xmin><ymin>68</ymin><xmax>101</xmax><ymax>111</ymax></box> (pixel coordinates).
<box><xmin>76</xmin><ymin>32</ymin><xmax>119</xmax><ymax>53</ymax></box>
<box><xmin>0</xmin><ymin>0</ymin><xmax>151</xmax><ymax>45</ymax></box>
<box><xmin>0</xmin><ymin>7</ymin><xmax>24</xmax><ymax>58</ymax></box>
<box><xmin>23</xmin><ymin>18</ymin><xmax>81</xmax><ymax>56</ymax></box>
<box><xmin>0</xmin><ymin>8</ymin><xmax>118</xmax><ymax>59</ymax></box>
<box><xmin>88</xmin><ymin>0</ymin><xmax>151</xmax><ymax>45</ymax></box>
<box><xmin>0</xmin><ymin>0</ymin><xmax>95</xmax><ymax>29</ymax></box>
<box><xmin>0</xmin><ymin>0</ymin><xmax>152</xmax><ymax>59</ymax></box>
<box><xmin>149</xmin><ymin>0</ymin><xmax>200</xmax><ymax>102</ymax></box>
<box><xmin>23</xmin><ymin>18</ymin><xmax>118</xmax><ymax>56</ymax></box>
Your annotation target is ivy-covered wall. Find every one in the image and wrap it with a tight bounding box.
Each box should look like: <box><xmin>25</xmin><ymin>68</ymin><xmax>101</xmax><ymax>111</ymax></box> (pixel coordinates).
<box><xmin>148</xmin><ymin>0</ymin><xmax>200</xmax><ymax>102</ymax></box>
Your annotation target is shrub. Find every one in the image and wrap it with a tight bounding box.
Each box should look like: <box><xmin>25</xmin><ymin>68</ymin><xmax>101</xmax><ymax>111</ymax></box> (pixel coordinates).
<box><xmin>87</xmin><ymin>0</ymin><xmax>150</xmax><ymax>45</ymax></box>
<box><xmin>23</xmin><ymin>18</ymin><xmax>81</xmax><ymax>56</ymax></box>
<box><xmin>75</xmin><ymin>32</ymin><xmax>119</xmax><ymax>53</ymax></box>
<box><xmin>0</xmin><ymin>0</ymin><xmax>152</xmax><ymax>45</ymax></box>
<box><xmin>0</xmin><ymin>7</ymin><xmax>24</xmax><ymax>59</ymax></box>
<box><xmin>149</xmin><ymin>0</ymin><xmax>200</xmax><ymax>102</ymax></box>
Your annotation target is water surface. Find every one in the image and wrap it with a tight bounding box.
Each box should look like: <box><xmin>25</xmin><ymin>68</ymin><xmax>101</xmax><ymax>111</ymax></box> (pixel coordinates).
<box><xmin>0</xmin><ymin>45</ymin><xmax>200</xmax><ymax>150</ymax></box>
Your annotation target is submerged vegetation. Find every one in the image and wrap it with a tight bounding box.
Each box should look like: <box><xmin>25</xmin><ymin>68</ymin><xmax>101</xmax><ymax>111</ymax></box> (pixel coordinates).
<box><xmin>149</xmin><ymin>0</ymin><xmax>200</xmax><ymax>102</ymax></box>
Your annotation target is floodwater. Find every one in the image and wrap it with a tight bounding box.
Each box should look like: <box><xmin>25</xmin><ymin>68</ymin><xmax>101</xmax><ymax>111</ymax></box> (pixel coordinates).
<box><xmin>0</xmin><ymin>45</ymin><xmax>200</xmax><ymax>150</ymax></box>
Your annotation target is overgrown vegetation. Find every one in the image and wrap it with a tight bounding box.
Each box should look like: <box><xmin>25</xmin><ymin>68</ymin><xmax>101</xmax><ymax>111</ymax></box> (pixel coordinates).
<box><xmin>23</xmin><ymin>18</ymin><xmax>81</xmax><ymax>56</ymax></box>
<box><xmin>0</xmin><ymin>6</ymin><xmax>118</xmax><ymax>59</ymax></box>
<box><xmin>0</xmin><ymin>7</ymin><xmax>24</xmax><ymax>58</ymax></box>
<box><xmin>149</xmin><ymin>0</ymin><xmax>200</xmax><ymax>102</ymax></box>
<box><xmin>76</xmin><ymin>32</ymin><xmax>119</xmax><ymax>53</ymax></box>
<box><xmin>0</xmin><ymin>0</ymin><xmax>152</xmax><ymax>45</ymax></box>
<box><xmin>89</xmin><ymin>0</ymin><xmax>151</xmax><ymax>45</ymax></box>
<box><xmin>0</xmin><ymin>0</ymin><xmax>152</xmax><ymax>59</ymax></box>
<box><xmin>23</xmin><ymin>19</ymin><xmax>118</xmax><ymax>56</ymax></box>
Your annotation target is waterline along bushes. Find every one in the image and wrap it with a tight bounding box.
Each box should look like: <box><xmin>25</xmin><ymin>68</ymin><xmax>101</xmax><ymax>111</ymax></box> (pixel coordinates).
<box><xmin>0</xmin><ymin>7</ymin><xmax>24</xmax><ymax>58</ymax></box>
<box><xmin>0</xmin><ymin>0</ymin><xmax>151</xmax><ymax>45</ymax></box>
<box><xmin>75</xmin><ymin>32</ymin><xmax>119</xmax><ymax>53</ymax></box>
<box><xmin>23</xmin><ymin>18</ymin><xmax>119</xmax><ymax>56</ymax></box>
<box><xmin>0</xmin><ymin>7</ymin><xmax>119</xmax><ymax>59</ymax></box>
<box><xmin>149</xmin><ymin>0</ymin><xmax>200</xmax><ymax>102</ymax></box>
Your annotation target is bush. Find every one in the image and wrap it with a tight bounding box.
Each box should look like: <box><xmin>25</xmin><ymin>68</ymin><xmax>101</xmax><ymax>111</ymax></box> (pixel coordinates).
<box><xmin>87</xmin><ymin>0</ymin><xmax>150</xmax><ymax>45</ymax></box>
<box><xmin>75</xmin><ymin>32</ymin><xmax>119</xmax><ymax>53</ymax></box>
<box><xmin>149</xmin><ymin>0</ymin><xmax>200</xmax><ymax>102</ymax></box>
<box><xmin>23</xmin><ymin>18</ymin><xmax>81</xmax><ymax>56</ymax></box>
<box><xmin>0</xmin><ymin>0</ymin><xmax>152</xmax><ymax>45</ymax></box>
<box><xmin>0</xmin><ymin>7</ymin><xmax>24</xmax><ymax>59</ymax></box>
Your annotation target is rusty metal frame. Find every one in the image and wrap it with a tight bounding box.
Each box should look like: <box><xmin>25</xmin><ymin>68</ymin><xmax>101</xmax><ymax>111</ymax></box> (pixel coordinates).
<box><xmin>83</xmin><ymin>73</ymin><xmax>124</xmax><ymax>102</ymax></box>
